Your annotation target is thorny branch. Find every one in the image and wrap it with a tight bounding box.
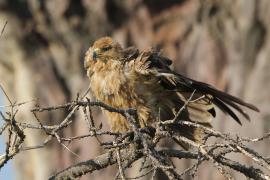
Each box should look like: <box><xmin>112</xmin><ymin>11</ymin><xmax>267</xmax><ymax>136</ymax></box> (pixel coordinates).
<box><xmin>0</xmin><ymin>84</ymin><xmax>270</xmax><ymax>179</ymax></box>
<box><xmin>0</xmin><ymin>84</ymin><xmax>25</xmax><ymax>169</ymax></box>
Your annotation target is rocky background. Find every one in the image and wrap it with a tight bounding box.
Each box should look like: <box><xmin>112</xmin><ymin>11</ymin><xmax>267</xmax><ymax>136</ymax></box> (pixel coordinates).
<box><xmin>0</xmin><ymin>0</ymin><xmax>269</xmax><ymax>179</ymax></box>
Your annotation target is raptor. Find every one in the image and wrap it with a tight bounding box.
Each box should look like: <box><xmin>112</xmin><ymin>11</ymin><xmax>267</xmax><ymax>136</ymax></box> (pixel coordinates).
<box><xmin>84</xmin><ymin>37</ymin><xmax>259</xmax><ymax>142</ymax></box>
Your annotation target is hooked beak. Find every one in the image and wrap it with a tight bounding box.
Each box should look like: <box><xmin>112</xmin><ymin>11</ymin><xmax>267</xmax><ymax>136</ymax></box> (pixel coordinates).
<box><xmin>93</xmin><ymin>48</ymin><xmax>100</xmax><ymax>61</ymax></box>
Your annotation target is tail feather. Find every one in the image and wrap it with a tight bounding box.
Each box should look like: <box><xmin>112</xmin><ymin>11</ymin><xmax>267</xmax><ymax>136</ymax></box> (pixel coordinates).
<box><xmin>158</xmin><ymin>71</ymin><xmax>260</xmax><ymax>148</ymax></box>
<box><xmin>180</xmin><ymin>78</ymin><xmax>259</xmax><ymax>123</ymax></box>
<box><xmin>191</xmin><ymin>81</ymin><xmax>260</xmax><ymax>112</ymax></box>
<box><xmin>167</xmin><ymin>123</ymin><xmax>209</xmax><ymax>149</ymax></box>
<box><xmin>215</xmin><ymin>97</ymin><xmax>251</xmax><ymax>121</ymax></box>
<box><xmin>213</xmin><ymin>97</ymin><xmax>242</xmax><ymax>125</ymax></box>
<box><xmin>187</xmin><ymin>102</ymin><xmax>214</xmax><ymax>124</ymax></box>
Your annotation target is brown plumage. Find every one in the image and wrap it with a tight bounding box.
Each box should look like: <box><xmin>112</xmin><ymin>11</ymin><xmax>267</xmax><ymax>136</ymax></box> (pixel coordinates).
<box><xmin>84</xmin><ymin>37</ymin><xmax>259</xmax><ymax>142</ymax></box>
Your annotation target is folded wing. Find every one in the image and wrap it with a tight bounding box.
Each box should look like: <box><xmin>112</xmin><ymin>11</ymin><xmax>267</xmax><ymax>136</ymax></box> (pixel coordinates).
<box><xmin>124</xmin><ymin>47</ymin><xmax>259</xmax><ymax>125</ymax></box>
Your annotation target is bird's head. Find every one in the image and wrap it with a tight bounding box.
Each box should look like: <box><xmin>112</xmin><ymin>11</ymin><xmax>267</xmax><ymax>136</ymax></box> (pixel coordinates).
<box><xmin>84</xmin><ymin>37</ymin><xmax>123</xmax><ymax>70</ymax></box>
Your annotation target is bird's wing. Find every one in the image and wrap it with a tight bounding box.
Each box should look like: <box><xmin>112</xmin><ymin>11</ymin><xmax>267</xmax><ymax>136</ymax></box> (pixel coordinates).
<box><xmin>123</xmin><ymin>47</ymin><xmax>172</xmax><ymax>71</ymax></box>
<box><xmin>124</xmin><ymin>48</ymin><xmax>259</xmax><ymax>125</ymax></box>
<box><xmin>123</xmin><ymin>47</ymin><xmax>140</xmax><ymax>61</ymax></box>
<box><xmin>165</xmin><ymin>70</ymin><xmax>259</xmax><ymax>124</ymax></box>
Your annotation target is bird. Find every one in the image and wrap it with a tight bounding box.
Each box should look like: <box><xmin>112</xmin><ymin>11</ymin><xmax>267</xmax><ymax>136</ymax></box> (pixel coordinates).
<box><xmin>84</xmin><ymin>36</ymin><xmax>259</xmax><ymax>142</ymax></box>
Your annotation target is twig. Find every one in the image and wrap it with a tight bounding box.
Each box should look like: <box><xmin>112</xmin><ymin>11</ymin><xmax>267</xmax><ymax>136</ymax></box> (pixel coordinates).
<box><xmin>0</xmin><ymin>21</ymin><xmax>7</xmax><ymax>37</ymax></box>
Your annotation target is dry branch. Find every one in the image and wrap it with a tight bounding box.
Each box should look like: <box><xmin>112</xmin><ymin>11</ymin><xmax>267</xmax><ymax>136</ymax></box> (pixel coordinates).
<box><xmin>0</xmin><ymin>89</ymin><xmax>270</xmax><ymax>179</ymax></box>
<box><xmin>49</xmin><ymin>145</ymin><xmax>143</xmax><ymax>180</ymax></box>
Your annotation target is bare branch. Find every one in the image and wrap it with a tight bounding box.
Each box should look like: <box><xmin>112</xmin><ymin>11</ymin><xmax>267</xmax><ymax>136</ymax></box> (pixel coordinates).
<box><xmin>49</xmin><ymin>146</ymin><xmax>143</xmax><ymax>180</ymax></box>
<box><xmin>0</xmin><ymin>86</ymin><xmax>269</xmax><ymax>179</ymax></box>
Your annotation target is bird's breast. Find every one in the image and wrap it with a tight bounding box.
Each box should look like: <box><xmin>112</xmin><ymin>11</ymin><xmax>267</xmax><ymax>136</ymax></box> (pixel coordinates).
<box><xmin>89</xmin><ymin>63</ymin><xmax>164</xmax><ymax>131</ymax></box>
<box><xmin>90</xmin><ymin>66</ymin><xmax>137</xmax><ymax>108</ymax></box>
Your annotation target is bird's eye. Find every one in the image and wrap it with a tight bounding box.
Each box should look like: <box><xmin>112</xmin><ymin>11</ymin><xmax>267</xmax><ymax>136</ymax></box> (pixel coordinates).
<box><xmin>101</xmin><ymin>45</ymin><xmax>112</xmax><ymax>51</ymax></box>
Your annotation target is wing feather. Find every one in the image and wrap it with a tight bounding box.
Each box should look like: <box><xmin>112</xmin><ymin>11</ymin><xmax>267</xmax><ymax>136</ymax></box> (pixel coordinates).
<box><xmin>124</xmin><ymin>48</ymin><xmax>259</xmax><ymax>125</ymax></box>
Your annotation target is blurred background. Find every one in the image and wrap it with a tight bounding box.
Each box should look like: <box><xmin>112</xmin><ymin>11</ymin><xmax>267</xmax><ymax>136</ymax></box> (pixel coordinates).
<box><xmin>0</xmin><ymin>0</ymin><xmax>269</xmax><ymax>179</ymax></box>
